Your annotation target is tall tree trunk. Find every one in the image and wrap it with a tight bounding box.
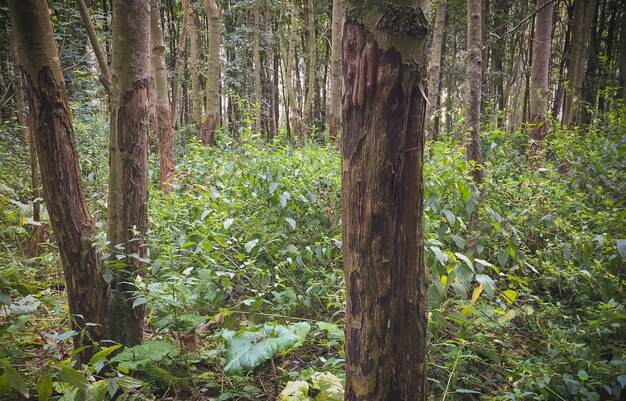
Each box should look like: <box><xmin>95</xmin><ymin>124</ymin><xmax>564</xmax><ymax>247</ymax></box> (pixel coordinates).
<box><xmin>253</xmin><ymin>0</ymin><xmax>263</xmax><ymax>138</ymax></box>
<box><xmin>328</xmin><ymin>0</ymin><xmax>342</xmax><ymax>142</ymax></box>
<box><xmin>188</xmin><ymin>1</ymin><xmax>202</xmax><ymax>129</ymax></box>
<box><xmin>151</xmin><ymin>0</ymin><xmax>175</xmax><ymax>191</ymax></box>
<box><xmin>580</xmin><ymin>0</ymin><xmax>600</xmax><ymax>126</ymax></box>
<box><xmin>341</xmin><ymin>2</ymin><xmax>429</xmax><ymax>400</ymax></box>
<box><xmin>202</xmin><ymin>0</ymin><xmax>221</xmax><ymax>145</ymax></box>
<box><xmin>77</xmin><ymin>0</ymin><xmax>112</xmax><ymax>96</ymax></box>
<box><xmin>8</xmin><ymin>0</ymin><xmax>107</xmax><ymax>363</ymax></box>
<box><xmin>466</xmin><ymin>0</ymin><xmax>483</xmax><ymax>242</ymax></box>
<box><xmin>426</xmin><ymin>0</ymin><xmax>446</xmax><ymax>140</ymax></box>
<box><xmin>303</xmin><ymin>0</ymin><xmax>317</xmax><ymax>137</ymax></box>
<box><xmin>286</xmin><ymin>1</ymin><xmax>302</xmax><ymax>141</ymax></box>
<box><xmin>266</xmin><ymin>9</ymin><xmax>279</xmax><ymax>140</ymax></box>
<box><xmin>562</xmin><ymin>0</ymin><xmax>596</xmax><ymax>127</ymax></box>
<box><xmin>621</xmin><ymin>9</ymin><xmax>626</xmax><ymax>102</ymax></box>
<box><xmin>490</xmin><ymin>0</ymin><xmax>505</xmax><ymax>128</ymax></box>
<box><xmin>171</xmin><ymin>0</ymin><xmax>190</xmax><ymax>129</ymax></box>
<box><xmin>528</xmin><ymin>0</ymin><xmax>554</xmax><ymax>162</ymax></box>
<box><xmin>107</xmin><ymin>0</ymin><xmax>150</xmax><ymax>346</ymax></box>
<box><xmin>552</xmin><ymin>2</ymin><xmax>574</xmax><ymax>120</ymax></box>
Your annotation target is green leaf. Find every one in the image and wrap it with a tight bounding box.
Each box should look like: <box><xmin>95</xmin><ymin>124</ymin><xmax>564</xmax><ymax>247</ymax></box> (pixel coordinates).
<box><xmin>430</xmin><ymin>246</ymin><xmax>449</xmax><ymax>266</ymax></box>
<box><xmin>442</xmin><ymin>209</ymin><xmax>456</xmax><ymax>226</ymax></box>
<box><xmin>223</xmin><ymin>218</ymin><xmax>234</xmax><ymax>229</ymax></box>
<box><xmin>451</xmin><ymin>235</ymin><xmax>465</xmax><ymax>248</ymax></box>
<box><xmin>617</xmin><ymin>374</ymin><xmax>626</xmax><ymax>388</ymax></box>
<box><xmin>497</xmin><ymin>309</ymin><xmax>517</xmax><ymax>324</ymax></box>
<box><xmin>59</xmin><ymin>366</ymin><xmax>89</xmax><ymax>390</ymax></box>
<box><xmin>223</xmin><ymin>323</ymin><xmax>310</xmax><ymax>375</ymax></box>
<box><xmin>89</xmin><ymin>344</ymin><xmax>122</xmax><ymax>372</ymax></box>
<box><xmin>132</xmin><ymin>297</ymin><xmax>147</xmax><ymax>308</ymax></box>
<box><xmin>111</xmin><ymin>341</ymin><xmax>179</xmax><ymax>372</ymax></box>
<box><xmin>4</xmin><ymin>365</ymin><xmax>28</xmax><ymax>396</ymax></box>
<box><xmin>45</xmin><ymin>330</ymin><xmax>78</xmax><ymax>341</ymax></box>
<box><xmin>501</xmin><ymin>290</ymin><xmax>518</xmax><ymax>304</ymax></box>
<box><xmin>577</xmin><ymin>370</ymin><xmax>588</xmax><ymax>381</ymax></box>
<box><xmin>617</xmin><ymin>239</ymin><xmax>626</xmax><ymax>258</ymax></box>
<box><xmin>278</xmin><ymin>380</ymin><xmax>311</xmax><ymax>401</ymax></box>
<box><xmin>455</xmin><ymin>388</ymin><xmax>482</xmax><ymax>395</ymax></box>
<box><xmin>316</xmin><ymin>322</ymin><xmax>344</xmax><ymax>339</ymax></box>
<box><xmin>285</xmin><ymin>217</ymin><xmax>296</xmax><ymax>230</ymax></box>
<box><xmin>38</xmin><ymin>375</ymin><xmax>53</xmax><ymax>401</ymax></box>
<box><xmin>455</xmin><ymin>252</ymin><xmax>474</xmax><ymax>271</ymax></box>
<box><xmin>245</xmin><ymin>239</ymin><xmax>259</xmax><ymax>253</ymax></box>
<box><xmin>475</xmin><ymin>274</ymin><xmax>495</xmax><ymax>296</ymax></box>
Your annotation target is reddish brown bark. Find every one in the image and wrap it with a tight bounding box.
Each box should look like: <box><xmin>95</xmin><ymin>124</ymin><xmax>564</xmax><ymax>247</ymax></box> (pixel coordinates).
<box><xmin>341</xmin><ymin>8</ymin><xmax>428</xmax><ymax>400</ymax></box>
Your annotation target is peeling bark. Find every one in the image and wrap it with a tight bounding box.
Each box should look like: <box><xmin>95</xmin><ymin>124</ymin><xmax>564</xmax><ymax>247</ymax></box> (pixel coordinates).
<box><xmin>341</xmin><ymin>2</ymin><xmax>428</xmax><ymax>399</ymax></box>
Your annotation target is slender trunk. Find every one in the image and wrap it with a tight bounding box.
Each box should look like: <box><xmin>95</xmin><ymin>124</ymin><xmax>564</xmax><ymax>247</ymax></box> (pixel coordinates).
<box><xmin>426</xmin><ymin>0</ymin><xmax>446</xmax><ymax>140</ymax></box>
<box><xmin>580</xmin><ymin>0</ymin><xmax>600</xmax><ymax>126</ymax></box>
<box><xmin>172</xmin><ymin>0</ymin><xmax>190</xmax><ymax>129</ymax></box>
<box><xmin>151</xmin><ymin>0</ymin><xmax>175</xmax><ymax>191</ymax></box>
<box><xmin>188</xmin><ymin>1</ymin><xmax>202</xmax><ymax>129</ymax></box>
<box><xmin>341</xmin><ymin>3</ymin><xmax>429</xmax><ymax>400</ymax></box>
<box><xmin>552</xmin><ymin>3</ymin><xmax>574</xmax><ymax>119</ymax></box>
<box><xmin>77</xmin><ymin>0</ymin><xmax>112</xmax><ymax>95</ymax></box>
<box><xmin>202</xmin><ymin>0</ymin><xmax>221</xmax><ymax>145</ymax></box>
<box><xmin>9</xmin><ymin>0</ymin><xmax>107</xmax><ymax>363</ymax></box>
<box><xmin>327</xmin><ymin>0</ymin><xmax>342</xmax><ymax>142</ymax></box>
<box><xmin>528</xmin><ymin>0</ymin><xmax>554</xmax><ymax>162</ymax></box>
<box><xmin>303</xmin><ymin>0</ymin><xmax>317</xmax><ymax>137</ymax></box>
<box><xmin>267</xmin><ymin>10</ymin><xmax>279</xmax><ymax>140</ymax></box>
<box><xmin>621</xmin><ymin>10</ymin><xmax>626</xmax><ymax>101</ymax></box>
<box><xmin>562</xmin><ymin>0</ymin><xmax>596</xmax><ymax>127</ymax></box>
<box><xmin>286</xmin><ymin>1</ymin><xmax>302</xmax><ymax>141</ymax></box>
<box><xmin>253</xmin><ymin>0</ymin><xmax>263</xmax><ymax>138</ymax></box>
<box><xmin>107</xmin><ymin>0</ymin><xmax>150</xmax><ymax>346</ymax></box>
<box><xmin>466</xmin><ymin>0</ymin><xmax>483</xmax><ymax>244</ymax></box>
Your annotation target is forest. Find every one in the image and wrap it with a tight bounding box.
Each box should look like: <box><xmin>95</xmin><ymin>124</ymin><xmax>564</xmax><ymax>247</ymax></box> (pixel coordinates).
<box><xmin>0</xmin><ymin>0</ymin><xmax>625</xmax><ymax>400</ymax></box>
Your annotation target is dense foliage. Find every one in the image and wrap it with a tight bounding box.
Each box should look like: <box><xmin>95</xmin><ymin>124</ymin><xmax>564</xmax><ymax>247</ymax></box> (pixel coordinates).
<box><xmin>1</xmin><ymin>101</ymin><xmax>624</xmax><ymax>400</ymax></box>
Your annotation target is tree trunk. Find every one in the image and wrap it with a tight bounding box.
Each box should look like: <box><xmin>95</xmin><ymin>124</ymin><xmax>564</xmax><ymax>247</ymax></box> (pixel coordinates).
<box><xmin>286</xmin><ymin>1</ymin><xmax>302</xmax><ymax>141</ymax></box>
<box><xmin>107</xmin><ymin>0</ymin><xmax>150</xmax><ymax>346</ymax></box>
<box><xmin>328</xmin><ymin>0</ymin><xmax>343</xmax><ymax>142</ymax></box>
<box><xmin>528</xmin><ymin>0</ymin><xmax>554</xmax><ymax>162</ymax></box>
<box><xmin>188</xmin><ymin>1</ymin><xmax>202</xmax><ymax>129</ymax></box>
<box><xmin>466</xmin><ymin>0</ymin><xmax>483</xmax><ymax>242</ymax></box>
<box><xmin>202</xmin><ymin>0</ymin><xmax>221</xmax><ymax>145</ymax></box>
<box><xmin>150</xmin><ymin>0</ymin><xmax>175</xmax><ymax>191</ymax></box>
<box><xmin>341</xmin><ymin>2</ymin><xmax>429</xmax><ymax>400</ymax></box>
<box><xmin>8</xmin><ymin>0</ymin><xmax>107</xmax><ymax>363</ymax></box>
<box><xmin>253</xmin><ymin>0</ymin><xmax>263</xmax><ymax>138</ymax></box>
<box><xmin>426</xmin><ymin>0</ymin><xmax>446</xmax><ymax>140</ymax></box>
<box><xmin>562</xmin><ymin>0</ymin><xmax>596</xmax><ymax>127</ymax></box>
<box><xmin>77</xmin><ymin>0</ymin><xmax>112</xmax><ymax>96</ymax></box>
<box><xmin>171</xmin><ymin>0</ymin><xmax>190</xmax><ymax>129</ymax></box>
<box><xmin>303</xmin><ymin>0</ymin><xmax>317</xmax><ymax>137</ymax></box>
<box><xmin>621</xmin><ymin>9</ymin><xmax>626</xmax><ymax>102</ymax></box>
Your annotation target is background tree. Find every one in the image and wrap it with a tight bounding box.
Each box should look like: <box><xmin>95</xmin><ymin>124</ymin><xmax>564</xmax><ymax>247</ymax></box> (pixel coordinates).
<box><xmin>202</xmin><ymin>0</ymin><xmax>220</xmax><ymax>145</ymax></box>
<box><xmin>426</xmin><ymin>0</ymin><xmax>446</xmax><ymax>140</ymax></box>
<box><xmin>106</xmin><ymin>0</ymin><xmax>150</xmax><ymax>346</ymax></box>
<box><xmin>528</xmin><ymin>0</ymin><xmax>554</xmax><ymax>161</ymax></box>
<box><xmin>327</xmin><ymin>0</ymin><xmax>342</xmax><ymax>142</ymax></box>
<box><xmin>341</xmin><ymin>1</ymin><xmax>429</xmax><ymax>399</ymax></box>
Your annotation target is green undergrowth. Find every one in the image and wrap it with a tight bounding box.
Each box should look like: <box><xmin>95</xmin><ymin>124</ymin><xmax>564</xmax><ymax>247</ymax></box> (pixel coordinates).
<box><xmin>0</xmin><ymin>108</ymin><xmax>625</xmax><ymax>400</ymax></box>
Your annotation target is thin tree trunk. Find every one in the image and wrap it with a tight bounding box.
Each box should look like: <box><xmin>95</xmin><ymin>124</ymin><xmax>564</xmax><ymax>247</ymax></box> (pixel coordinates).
<box><xmin>552</xmin><ymin>3</ymin><xmax>573</xmax><ymax>120</ymax></box>
<box><xmin>562</xmin><ymin>0</ymin><xmax>596</xmax><ymax>127</ymax></box>
<box><xmin>286</xmin><ymin>0</ymin><xmax>302</xmax><ymax>141</ymax></box>
<box><xmin>253</xmin><ymin>0</ymin><xmax>263</xmax><ymax>138</ymax></box>
<box><xmin>151</xmin><ymin>0</ymin><xmax>175</xmax><ymax>191</ymax></box>
<box><xmin>171</xmin><ymin>0</ymin><xmax>190</xmax><ymax>129</ymax></box>
<box><xmin>528</xmin><ymin>0</ymin><xmax>554</xmax><ymax>162</ymax></box>
<box><xmin>303</xmin><ymin>0</ymin><xmax>317</xmax><ymax>137</ymax></box>
<box><xmin>426</xmin><ymin>0</ymin><xmax>446</xmax><ymax>140</ymax></box>
<box><xmin>202</xmin><ymin>0</ymin><xmax>221</xmax><ymax>145</ymax></box>
<box><xmin>267</xmin><ymin>10</ymin><xmax>279</xmax><ymax>140</ymax></box>
<box><xmin>466</xmin><ymin>0</ymin><xmax>483</xmax><ymax>243</ymax></box>
<box><xmin>188</xmin><ymin>1</ymin><xmax>202</xmax><ymax>129</ymax></box>
<box><xmin>341</xmin><ymin>2</ymin><xmax>429</xmax><ymax>400</ymax></box>
<box><xmin>327</xmin><ymin>0</ymin><xmax>342</xmax><ymax>142</ymax></box>
<box><xmin>77</xmin><ymin>0</ymin><xmax>112</xmax><ymax>96</ymax></box>
<box><xmin>9</xmin><ymin>0</ymin><xmax>107</xmax><ymax>363</ymax></box>
<box><xmin>107</xmin><ymin>0</ymin><xmax>150</xmax><ymax>346</ymax></box>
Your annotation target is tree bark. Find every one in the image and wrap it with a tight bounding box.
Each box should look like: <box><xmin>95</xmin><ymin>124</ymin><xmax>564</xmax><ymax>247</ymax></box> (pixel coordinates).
<box><xmin>528</xmin><ymin>0</ymin><xmax>554</xmax><ymax>162</ymax></box>
<box><xmin>202</xmin><ymin>0</ymin><xmax>221</xmax><ymax>145</ymax></box>
<box><xmin>286</xmin><ymin>1</ymin><xmax>302</xmax><ymax>141</ymax></box>
<box><xmin>562</xmin><ymin>0</ymin><xmax>596</xmax><ymax>127</ymax></box>
<box><xmin>328</xmin><ymin>0</ymin><xmax>343</xmax><ymax>142</ymax></box>
<box><xmin>150</xmin><ymin>0</ymin><xmax>175</xmax><ymax>191</ymax></box>
<box><xmin>107</xmin><ymin>0</ymin><xmax>150</xmax><ymax>346</ymax></box>
<box><xmin>188</xmin><ymin>1</ymin><xmax>202</xmax><ymax>129</ymax></box>
<box><xmin>426</xmin><ymin>0</ymin><xmax>446</xmax><ymax>140</ymax></box>
<box><xmin>253</xmin><ymin>0</ymin><xmax>263</xmax><ymax>138</ymax></box>
<box><xmin>8</xmin><ymin>0</ymin><xmax>108</xmax><ymax>363</ymax></box>
<box><xmin>303</xmin><ymin>0</ymin><xmax>317</xmax><ymax>137</ymax></box>
<box><xmin>171</xmin><ymin>0</ymin><xmax>190</xmax><ymax>129</ymax></box>
<box><xmin>77</xmin><ymin>0</ymin><xmax>112</xmax><ymax>96</ymax></box>
<box><xmin>466</xmin><ymin>0</ymin><xmax>483</xmax><ymax>242</ymax></box>
<box><xmin>341</xmin><ymin>2</ymin><xmax>429</xmax><ymax>400</ymax></box>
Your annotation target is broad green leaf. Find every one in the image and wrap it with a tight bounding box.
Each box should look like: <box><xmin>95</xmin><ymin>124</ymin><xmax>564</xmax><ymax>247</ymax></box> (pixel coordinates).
<box><xmin>455</xmin><ymin>388</ymin><xmax>482</xmax><ymax>394</ymax></box>
<box><xmin>89</xmin><ymin>344</ymin><xmax>122</xmax><ymax>368</ymax></box>
<box><xmin>278</xmin><ymin>381</ymin><xmax>311</xmax><ymax>401</ymax></box>
<box><xmin>245</xmin><ymin>239</ymin><xmax>259</xmax><ymax>253</ymax></box>
<box><xmin>617</xmin><ymin>239</ymin><xmax>626</xmax><ymax>258</ymax></box>
<box><xmin>497</xmin><ymin>309</ymin><xmax>517</xmax><ymax>324</ymax></box>
<box><xmin>455</xmin><ymin>252</ymin><xmax>474</xmax><ymax>271</ymax></box>
<box><xmin>132</xmin><ymin>297</ymin><xmax>147</xmax><ymax>309</ymax></box>
<box><xmin>45</xmin><ymin>330</ymin><xmax>78</xmax><ymax>341</ymax></box>
<box><xmin>38</xmin><ymin>375</ymin><xmax>53</xmax><ymax>401</ymax></box>
<box><xmin>223</xmin><ymin>323</ymin><xmax>311</xmax><ymax>375</ymax></box>
<box><xmin>442</xmin><ymin>209</ymin><xmax>456</xmax><ymax>226</ymax></box>
<box><xmin>501</xmin><ymin>290</ymin><xmax>517</xmax><ymax>304</ymax></box>
<box><xmin>4</xmin><ymin>365</ymin><xmax>28</xmax><ymax>396</ymax></box>
<box><xmin>451</xmin><ymin>235</ymin><xmax>465</xmax><ymax>248</ymax></box>
<box><xmin>59</xmin><ymin>366</ymin><xmax>89</xmax><ymax>390</ymax></box>
<box><xmin>617</xmin><ymin>374</ymin><xmax>626</xmax><ymax>388</ymax></box>
<box><xmin>223</xmin><ymin>218</ymin><xmax>234</xmax><ymax>229</ymax></box>
<box><xmin>111</xmin><ymin>341</ymin><xmax>179</xmax><ymax>372</ymax></box>
<box><xmin>475</xmin><ymin>274</ymin><xmax>495</xmax><ymax>296</ymax></box>
<box><xmin>316</xmin><ymin>322</ymin><xmax>344</xmax><ymax>339</ymax></box>
<box><xmin>430</xmin><ymin>246</ymin><xmax>449</xmax><ymax>266</ymax></box>
<box><xmin>577</xmin><ymin>370</ymin><xmax>588</xmax><ymax>381</ymax></box>
<box><xmin>311</xmin><ymin>372</ymin><xmax>343</xmax><ymax>400</ymax></box>
<box><xmin>285</xmin><ymin>217</ymin><xmax>296</xmax><ymax>230</ymax></box>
